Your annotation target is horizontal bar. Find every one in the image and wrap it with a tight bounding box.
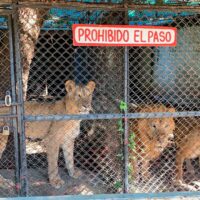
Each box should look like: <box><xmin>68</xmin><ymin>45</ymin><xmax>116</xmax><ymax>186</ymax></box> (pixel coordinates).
<box><xmin>25</xmin><ymin>113</ymin><xmax>123</xmax><ymax>121</ymax></box>
<box><xmin>1</xmin><ymin>191</ymin><xmax>200</xmax><ymax>200</ymax></box>
<box><xmin>0</xmin><ymin>102</ymin><xmax>21</xmax><ymax>107</ymax></box>
<box><xmin>25</xmin><ymin>111</ymin><xmax>200</xmax><ymax>121</ymax></box>
<box><xmin>0</xmin><ymin>4</ymin><xmax>12</xmax><ymax>7</ymax></box>
<box><xmin>0</xmin><ymin>114</ymin><xmax>18</xmax><ymax>119</ymax></box>
<box><xmin>16</xmin><ymin>2</ymin><xmax>200</xmax><ymax>11</ymax></box>
<box><xmin>16</xmin><ymin>2</ymin><xmax>125</xmax><ymax>10</ymax></box>
<box><xmin>128</xmin><ymin>4</ymin><xmax>200</xmax><ymax>11</ymax></box>
<box><xmin>0</xmin><ymin>2</ymin><xmax>13</xmax><ymax>12</ymax></box>
<box><xmin>0</xmin><ymin>9</ymin><xmax>13</xmax><ymax>15</ymax></box>
<box><xmin>129</xmin><ymin>111</ymin><xmax>200</xmax><ymax>118</ymax></box>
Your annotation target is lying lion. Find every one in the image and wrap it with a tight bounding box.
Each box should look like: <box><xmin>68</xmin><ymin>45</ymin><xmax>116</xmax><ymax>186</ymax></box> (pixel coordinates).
<box><xmin>129</xmin><ymin>104</ymin><xmax>175</xmax><ymax>181</ymax></box>
<box><xmin>0</xmin><ymin>80</ymin><xmax>95</xmax><ymax>188</ymax></box>
<box><xmin>175</xmin><ymin>127</ymin><xmax>200</xmax><ymax>185</ymax></box>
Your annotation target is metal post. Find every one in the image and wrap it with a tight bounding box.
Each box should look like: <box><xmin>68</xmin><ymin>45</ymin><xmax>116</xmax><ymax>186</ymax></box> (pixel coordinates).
<box><xmin>12</xmin><ymin>5</ymin><xmax>28</xmax><ymax>196</ymax></box>
<box><xmin>8</xmin><ymin>14</ymin><xmax>20</xmax><ymax>196</ymax></box>
<box><xmin>123</xmin><ymin>7</ymin><xmax>129</xmax><ymax>193</ymax></box>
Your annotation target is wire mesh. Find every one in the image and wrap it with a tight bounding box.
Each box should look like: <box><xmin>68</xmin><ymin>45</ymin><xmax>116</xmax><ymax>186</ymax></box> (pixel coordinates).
<box><xmin>17</xmin><ymin>0</ymin><xmax>124</xmax><ymax>4</ymax></box>
<box><xmin>0</xmin><ymin>15</ymin><xmax>17</xmax><ymax>197</ymax></box>
<box><xmin>0</xmin><ymin>17</ymin><xmax>10</xmax><ymax>103</ymax></box>
<box><xmin>22</xmin><ymin>9</ymin><xmax>125</xmax><ymax>113</ymax></box>
<box><xmin>0</xmin><ymin>117</ymin><xmax>17</xmax><ymax>197</ymax></box>
<box><xmin>25</xmin><ymin>119</ymin><xmax>123</xmax><ymax>195</ymax></box>
<box><xmin>13</xmin><ymin>8</ymin><xmax>126</xmax><ymax>195</ymax></box>
<box><xmin>16</xmin><ymin>6</ymin><xmax>200</xmax><ymax>196</ymax></box>
<box><xmin>0</xmin><ymin>3</ymin><xmax>200</xmax><ymax>198</ymax></box>
<box><xmin>128</xmin><ymin>10</ymin><xmax>200</xmax><ymax>193</ymax></box>
<box><xmin>129</xmin><ymin>11</ymin><xmax>200</xmax><ymax>110</ymax></box>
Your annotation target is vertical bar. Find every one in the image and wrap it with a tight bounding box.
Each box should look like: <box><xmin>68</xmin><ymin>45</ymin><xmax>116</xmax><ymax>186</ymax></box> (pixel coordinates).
<box><xmin>8</xmin><ymin>14</ymin><xmax>20</xmax><ymax>196</ymax></box>
<box><xmin>124</xmin><ymin>7</ymin><xmax>129</xmax><ymax>193</ymax></box>
<box><xmin>12</xmin><ymin>5</ymin><xmax>28</xmax><ymax>196</ymax></box>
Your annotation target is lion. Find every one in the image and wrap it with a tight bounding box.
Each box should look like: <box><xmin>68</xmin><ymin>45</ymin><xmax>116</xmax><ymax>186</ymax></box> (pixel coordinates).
<box><xmin>175</xmin><ymin>127</ymin><xmax>200</xmax><ymax>185</ymax></box>
<box><xmin>0</xmin><ymin>80</ymin><xmax>95</xmax><ymax>188</ymax></box>
<box><xmin>129</xmin><ymin>104</ymin><xmax>175</xmax><ymax>181</ymax></box>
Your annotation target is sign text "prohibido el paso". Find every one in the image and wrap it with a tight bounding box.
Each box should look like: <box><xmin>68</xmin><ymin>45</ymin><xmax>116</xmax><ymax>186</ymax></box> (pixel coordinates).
<box><xmin>73</xmin><ymin>24</ymin><xmax>177</xmax><ymax>47</ymax></box>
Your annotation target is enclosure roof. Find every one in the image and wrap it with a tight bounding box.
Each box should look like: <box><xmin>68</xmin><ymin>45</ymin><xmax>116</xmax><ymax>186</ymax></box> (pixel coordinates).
<box><xmin>0</xmin><ymin>7</ymin><xmax>198</xmax><ymax>30</ymax></box>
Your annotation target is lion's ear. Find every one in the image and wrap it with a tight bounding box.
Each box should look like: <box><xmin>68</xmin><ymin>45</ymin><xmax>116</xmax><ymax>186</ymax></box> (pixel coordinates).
<box><xmin>65</xmin><ymin>80</ymin><xmax>76</xmax><ymax>93</ymax></box>
<box><xmin>168</xmin><ymin>107</ymin><xmax>175</xmax><ymax>113</ymax></box>
<box><xmin>86</xmin><ymin>81</ymin><xmax>96</xmax><ymax>93</ymax></box>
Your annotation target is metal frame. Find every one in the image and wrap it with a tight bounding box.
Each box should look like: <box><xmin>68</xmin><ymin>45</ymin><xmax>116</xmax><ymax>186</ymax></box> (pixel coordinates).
<box><xmin>0</xmin><ymin>1</ymin><xmax>200</xmax><ymax>198</ymax></box>
<box><xmin>25</xmin><ymin>111</ymin><xmax>200</xmax><ymax>121</ymax></box>
<box><xmin>15</xmin><ymin>1</ymin><xmax>200</xmax><ymax>11</ymax></box>
<box><xmin>2</xmin><ymin>191</ymin><xmax>200</xmax><ymax>200</ymax></box>
<box><xmin>8</xmin><ymin>14</ymin><xmax>20</xmax><ymax>196</ymax></box>
<box><xmin>123</xmin><ymin>6</ymin><xmax>129</xmax><ymax>192</ymax></box>
<box><xmin>0</xmin><ymin>10</ymin><xmax>21</xmax><ymax>197</ymax></box>
<box><xmin>12</xmin><ymin>4</ymin><xmax>28</xmax><ymax>195</ymax></box>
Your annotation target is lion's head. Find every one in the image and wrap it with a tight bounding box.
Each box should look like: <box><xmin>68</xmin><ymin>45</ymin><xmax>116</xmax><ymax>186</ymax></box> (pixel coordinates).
<box><xmin>65</xmin><ymin>80</ymin><xmax>96</xmax><ymax>114</ymax></box>
<box><xmin>137</xmin><ymin>105</ymin><xmax>175</xmax><ymax>155</ymax></box>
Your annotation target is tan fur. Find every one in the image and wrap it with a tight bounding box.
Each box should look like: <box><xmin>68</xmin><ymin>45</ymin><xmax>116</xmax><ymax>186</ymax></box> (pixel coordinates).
<box><xmin>129</xmin><ymin>104</ymin><xmax>175</xmax><ymax>179</ymax></box>
<box><xmin>175</xmin><ymin>128</ymin><xmax>200</xmax><ymax>184</ymax></box>
<box><xmin>0</xmin><ymin>80</ymin><xmax>95</xmax><ymax>188</ymax></box>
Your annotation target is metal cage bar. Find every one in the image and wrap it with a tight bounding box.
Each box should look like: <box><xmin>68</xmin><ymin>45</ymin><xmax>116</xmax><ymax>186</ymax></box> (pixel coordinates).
<box><xmin>12</xmin><ymin>5</ymin><xmax>28</xmax><ymax>196</ymax></box>
<box><xmin>8</xmin><ymin>14</ymin><xmax>20</xmax><ymax>195</ymax></box>
<box><xmin>0</xmin><ymin>2</ymin><xmax>200</xmax><ymax>198</ymax></box>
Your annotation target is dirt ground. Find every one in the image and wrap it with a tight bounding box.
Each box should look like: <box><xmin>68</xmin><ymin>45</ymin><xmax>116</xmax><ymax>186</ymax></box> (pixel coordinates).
<box><xmin>0</xmin><ymin>168</ymin><xmax>199</xmax><ymax>199</ymax></box>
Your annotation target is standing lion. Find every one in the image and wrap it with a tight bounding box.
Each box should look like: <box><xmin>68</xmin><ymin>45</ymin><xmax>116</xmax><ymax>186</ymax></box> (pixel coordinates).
<box><xmin>0</xmin><ymin>80</ymin><xmax>95</xmax><ymax>188</ymax></box>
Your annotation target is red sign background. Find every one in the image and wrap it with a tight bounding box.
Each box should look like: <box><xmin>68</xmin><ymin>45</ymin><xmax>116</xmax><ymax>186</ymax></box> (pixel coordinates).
<box><xmin>73</xmin><ymin>24</ymin><xmax>177</xmax><ymax>47</ymax></box>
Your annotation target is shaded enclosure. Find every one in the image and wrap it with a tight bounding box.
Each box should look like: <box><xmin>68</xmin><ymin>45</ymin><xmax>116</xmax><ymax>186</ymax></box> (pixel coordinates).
<box><xmin>0</xmin><ymin>1</ymin><xmax>200</xmax><ymax>198</ymax></box>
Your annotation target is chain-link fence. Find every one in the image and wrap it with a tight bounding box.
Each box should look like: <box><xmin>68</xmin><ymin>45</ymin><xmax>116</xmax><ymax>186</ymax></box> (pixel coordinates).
<box><xmin>18</xmin><ymin>8</ymin><xmax>125</xmax><ymax>195</ymax></box>
<box><xmin>0</xmin><ymin>15</ymin><xmax>19</xmax><ymax>197</ymax></box>
<box><xmin>0</xmin><ymin>16</ymin><xmax>11</xmax><ymax>103</ymax></box>
<box><xmin>128</xmin><ymin>10</ymin><xmax>200</xmax><ymax>193</ymax></box>
<box><xmin>0</xmin><ymin>116</ymin><xmax>17</xmax><ymax>197</ymax></box>
<box><xmin>0</xmin><ymin>1</ymin><xmax>200</xmax><ymax>198</ymax></box>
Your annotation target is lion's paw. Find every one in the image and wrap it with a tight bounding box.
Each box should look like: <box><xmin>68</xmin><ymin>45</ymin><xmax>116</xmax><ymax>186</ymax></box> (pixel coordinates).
<box><xmin>50</xmin><ymin>177</ymin><xmax>65</xmax><ymax>189</ymax></box>
<box><xmin>70</xmin><ymin>169</ymin><xmax>83</xmax><ymax>179</ymax></box>
<box><xmin>174</xmin><ymin>179</ymin><xmax>184</xmax><ymax>186</ymax></box>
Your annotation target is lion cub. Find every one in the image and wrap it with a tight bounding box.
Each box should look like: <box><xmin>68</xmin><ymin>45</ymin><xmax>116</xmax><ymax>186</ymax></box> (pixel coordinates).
<box><xmin>129</xmin><ymin>104</ymin><xmax>175</xmax><ymax>180</ymax></box>
<box><xmin>0</xmin><ymin>80</ymin><xmax>95</xmax><ymax>188</ymax></box>
<box><xmin>175</xmin><ymin>128</ymin><xmax>200</xmax><ymax>184</ymax></box>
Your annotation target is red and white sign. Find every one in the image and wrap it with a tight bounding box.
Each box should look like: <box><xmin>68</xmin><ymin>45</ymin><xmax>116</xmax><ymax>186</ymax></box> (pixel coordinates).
<box><xmin>73</xmin><ymin>24</ymin><xmax>177</xmax><ymax>47</ymax></box>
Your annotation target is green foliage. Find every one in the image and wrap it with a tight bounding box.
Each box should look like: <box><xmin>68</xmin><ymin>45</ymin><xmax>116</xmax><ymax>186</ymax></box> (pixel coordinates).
<box><xmin>117</xmin><ymin>101</ymin><xmax>128</xmax><ymax>162</ymax></box>
<box><xmin>119</xmin><ymin>100</ymin><xmax>127</xmax><ymax>112</ymax></box>
<box><xmin>114</xmin><ymin>181</ymin><xmax>123</xmax><ymax>190</ymax></box>
<box><xmin>117</xmin><ymin>101</ymin><xmax>137</xmax><ymax>177</ymax></box>
<box><xmin>128</xmin><ymin>132</ymin><xmax>136</xmax><ymax>151</ymax></box>
<box><xmin>117</xmin><ymin>119</ymin><xmax>124</xmax><ymax>133</ymax></box>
